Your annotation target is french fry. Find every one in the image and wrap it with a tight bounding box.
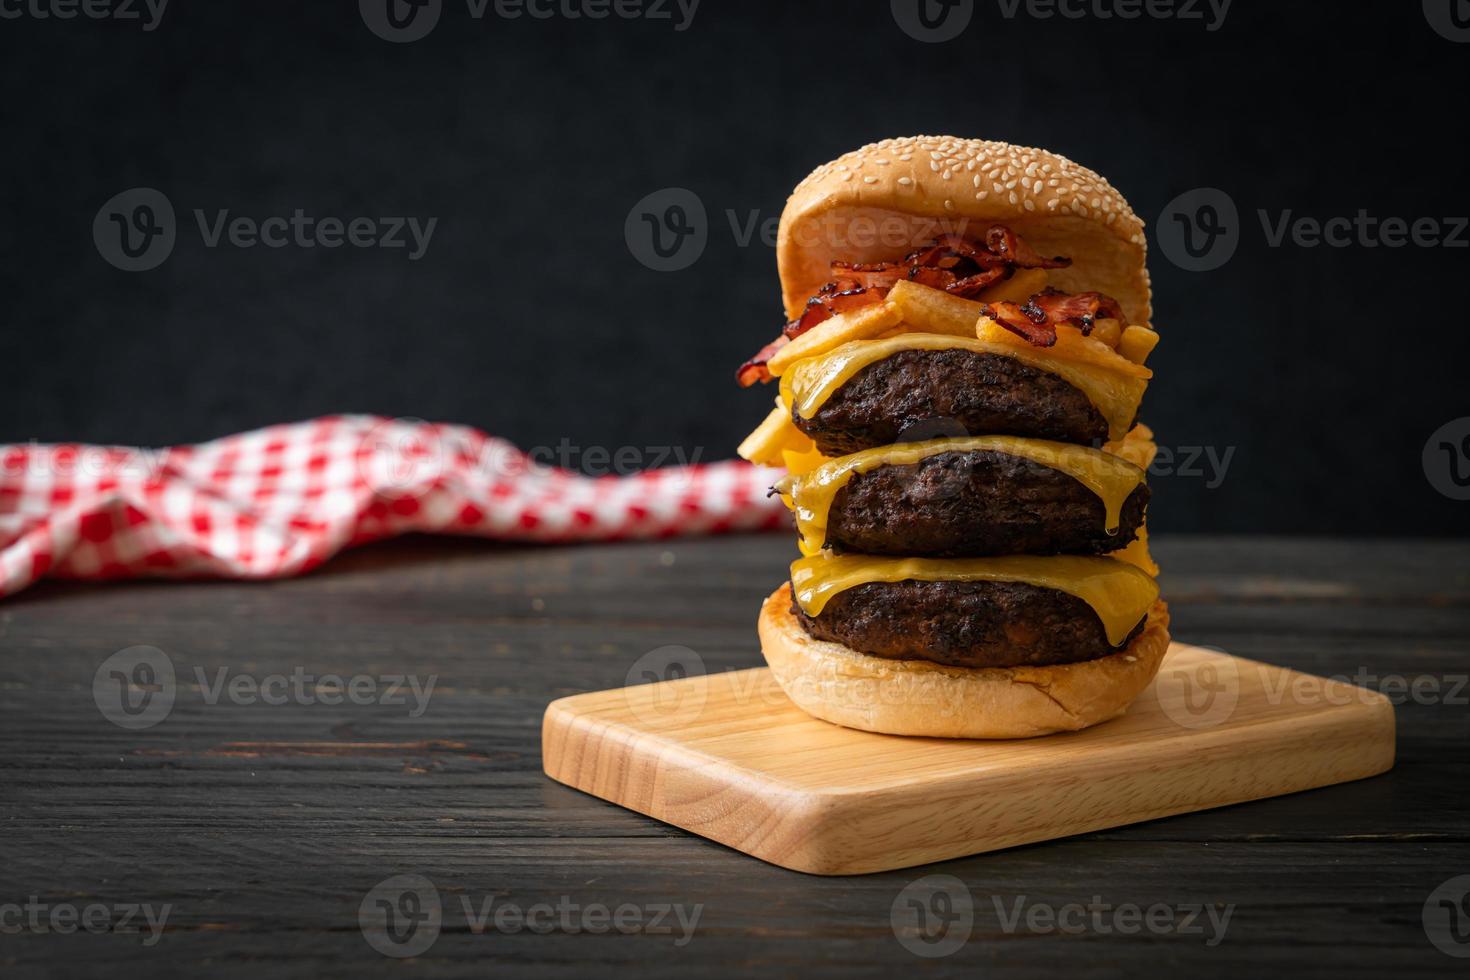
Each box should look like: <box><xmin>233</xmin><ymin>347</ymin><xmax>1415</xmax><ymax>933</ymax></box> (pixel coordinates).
<box><xmin>886</xmin><ymin>280</ymin><xmax>987</xmax><ymax>336</ymax></box>
<box><xmin>1119</xmin><ymin>324</ymin><xmax>1160</xmax><ymax>365</ymax></box>
<box><xmin>1103</xmin><ymin>423</ymin><xmax>1157</xmax><ymax>470</ymax></box>
<box><xmin>737</xmin><ymin>398</ymin><xmax>815</xmax><ymax>466</ymax></box>
<box><xmin>1091</xmin><ymin>317</ymin><xmax>1122</xmax><ymax>349</ymax></box>
<box><xmin>886</xmin><ymin>270</ymin><xmax>1052</xmax><ymax>337</ymax></box>
<box><xmin>974</xmin><ymin>266</ymin><xmax>1049</xmax><ymax>305</ymax></box>
<box><xmin>765</xmin><ymin>302</ymin><xmax>902</xmax><ymax>376</ymax></box>
<box><xmin>976</xmin><ymin>317</ymin><xmax>1153</xmax><ymax>379</ymax></box>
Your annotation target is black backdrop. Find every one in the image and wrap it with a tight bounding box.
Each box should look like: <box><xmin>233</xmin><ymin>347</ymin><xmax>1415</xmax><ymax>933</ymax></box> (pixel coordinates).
<box><xmin>2</xmin><ymin>1</ymin><xmax>1468</xmax><ymax>535</ymax></box>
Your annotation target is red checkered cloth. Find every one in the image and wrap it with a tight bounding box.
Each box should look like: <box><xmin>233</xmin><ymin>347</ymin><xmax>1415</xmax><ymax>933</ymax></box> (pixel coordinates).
<box><xmin>0</xmin><ymin>416</ymin><xmax>788</xmax><ymax>600</ymax></box>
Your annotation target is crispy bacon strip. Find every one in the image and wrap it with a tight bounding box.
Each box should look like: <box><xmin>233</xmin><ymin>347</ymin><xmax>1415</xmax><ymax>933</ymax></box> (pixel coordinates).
<box><xmin>736</xmin><ymin>226</ymin><xmax>1077</xmax><ymax>385</ymax></box>
<box><xmin>784</xmin><ymin>281</ymin><xmax>887</xmax><ymax>339</ymax></box>
<box><xmin>983</xmin><ymin>226</ymin><xmax>1071</xmax><ymax>270</ymax></box>
<box><xmin>1027</xmin><ymin>287</ymin><xmax>1126</xmax><ymax>334</ymax></box>
<box><xmin>943</xmin><ymin>267</ymin><xmax>1009</xmax><ymax>297</ymax></box>
<box><xmin>735</xmin><ymin>334</ymin><xmax>788</xmax><ymax>386</ymax></box>
<box><xmin>981</xmin><ymin>287</ymin><xmax>1128</xmax><ymax>347</ymax></box>
<box><xmin>982</xmin><ymin>300</ymin><xmax>1057</xmax><ymax>347</ymax></box>
<box><xmin>829</xmin><ymin>262</ymin><xmax>905</xmax><ymax>290</ymax></box>
<box><xmin>905</xmin><ymin>231</ymin><xmax>1070</xmax><ymax>273</ymax></box>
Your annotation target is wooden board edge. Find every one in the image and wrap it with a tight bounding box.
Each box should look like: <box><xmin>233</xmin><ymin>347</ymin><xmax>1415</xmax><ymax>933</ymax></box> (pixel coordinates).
<box><xmin>540</xmin><ymin>663</ymin><xmax>1400</xmax><ymax>877</ymax></box>
<box><xmin>542</xmin><ymin>693</ymin><xmax>829</xmax><ymax>866</ymax></box>
<box><xmin>787</xmin><ymin>685</ymin><xmax>1399</xmax><ymax>875</ymax></box>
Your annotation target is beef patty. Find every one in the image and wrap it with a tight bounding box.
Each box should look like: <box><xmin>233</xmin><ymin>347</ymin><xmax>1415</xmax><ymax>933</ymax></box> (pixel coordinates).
<box><xmin>794</xmin><ymin>578</ymin><xmax>1146</xmax><ymax>668</ymax></box>
<box><xmin>793</xmin><ymin>348</ymin><xmax>1114</xmax><ymax>456</ymax></box>
<box><xmin>819</xmin><ymin>450</ymin><xmax>1148</xmax><ymax>557</ymax></box>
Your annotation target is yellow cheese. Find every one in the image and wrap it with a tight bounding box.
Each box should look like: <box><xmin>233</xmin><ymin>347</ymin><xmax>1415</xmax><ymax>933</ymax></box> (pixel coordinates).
<box><xmin>780</xmin><ymin>333</ymin><xmax>1148</xmax><ymax>442</ymax></box>
<box><xmin>781</xmin><ymin>446</ymin><xmax>829</xmax><ymax>477</ymax></box>
<box><xmin>777</xmin><ymin>436</ymin><xmax>1146</xmax><ymax>556</ymax></box>
<box><xmin>790</xmin><ymin>552</ymin><xmax>1159</xmax><ymax>647</ymax></box>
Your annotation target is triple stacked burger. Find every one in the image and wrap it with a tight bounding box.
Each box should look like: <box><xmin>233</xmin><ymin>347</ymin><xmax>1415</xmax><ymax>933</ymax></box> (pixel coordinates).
<box><xmin>736</xmin><ymin>137</ymin><xmax>1170</xmax><ymax>739</ymax></box>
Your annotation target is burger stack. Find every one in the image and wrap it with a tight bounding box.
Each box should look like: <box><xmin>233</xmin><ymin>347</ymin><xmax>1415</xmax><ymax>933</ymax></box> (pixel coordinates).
<box><xmin>736</xmin><ymin>136</ymin><xmax>1171</xmax><ymax>739</ymax></box>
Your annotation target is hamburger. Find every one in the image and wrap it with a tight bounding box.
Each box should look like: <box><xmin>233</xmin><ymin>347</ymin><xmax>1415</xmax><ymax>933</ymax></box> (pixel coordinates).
<box><xmin>736</xmin><ymin>136</ymin><xmax>1169</xmax><ymax>739</ymax></box>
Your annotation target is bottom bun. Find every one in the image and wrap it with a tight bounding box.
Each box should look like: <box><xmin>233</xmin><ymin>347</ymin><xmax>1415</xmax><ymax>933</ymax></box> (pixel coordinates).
<box><xmin>758</xmin><ymin>582</ymin><xmax>1170</xmax><ymax>739</ymax></box>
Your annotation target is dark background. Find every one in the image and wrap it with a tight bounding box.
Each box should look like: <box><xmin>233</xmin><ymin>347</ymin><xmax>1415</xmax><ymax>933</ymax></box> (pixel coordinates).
<box><xmin>1</xmin><ymin>1</ymin><xmax>1466</xmax><ymax>535</ymax></box>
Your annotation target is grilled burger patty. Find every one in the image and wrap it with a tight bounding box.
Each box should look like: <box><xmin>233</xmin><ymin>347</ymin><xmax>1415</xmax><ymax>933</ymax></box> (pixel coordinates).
<box><xmin>793</xmin><ymin>348</ymin><xmax>1114</xmax><ymax>456</ymax></box>
<box><xmin>821</xmin><ymin>450</ymin><xmax>1148</xmax><ymax>558</ymax></box>
<box><xmin>794</xmin><ymin>578</ymin><xmax>1145</xmax><ymax>668</ymax></box>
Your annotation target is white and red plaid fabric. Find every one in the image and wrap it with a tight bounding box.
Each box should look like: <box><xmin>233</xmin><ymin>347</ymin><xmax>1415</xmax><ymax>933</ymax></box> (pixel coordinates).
<box><xmin>0</xmin><ymin>416</ymin><xmax>788</xmax><ymax>599</ymax></box>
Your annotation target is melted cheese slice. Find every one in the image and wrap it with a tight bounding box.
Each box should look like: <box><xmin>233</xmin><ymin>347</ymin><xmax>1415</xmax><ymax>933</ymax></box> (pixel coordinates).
<box><xmin>791</xmin><ymin>552</ymin><xmax>1159</xmax><ymax>647</ymax></box>
<box><xmin>777</xmin><ymin>436</ymin><xmax>1146</xmax><ymax>557</ymax></box>
<box><xmin>779</xmin><ymin>333</ymin><xmax>1149</xmax><ymax>441</ymax></box>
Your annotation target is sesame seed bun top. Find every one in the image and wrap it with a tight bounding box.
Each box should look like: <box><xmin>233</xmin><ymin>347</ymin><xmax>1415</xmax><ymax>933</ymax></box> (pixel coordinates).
<box><xmin>776</xmin><ymin>136</ymin><xmax>1152</xmax><ymax>327</ymax></box>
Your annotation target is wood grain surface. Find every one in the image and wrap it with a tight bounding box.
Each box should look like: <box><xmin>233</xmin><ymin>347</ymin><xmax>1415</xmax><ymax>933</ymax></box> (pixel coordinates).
<box><xmin>0</xmin><ymin>534</ymin><xmax>1467</xmax><ymax>977</ymax></box>
<box><xmin>542</xmin><ymin>646</ymin><xmax>1397</xmax><ymax>874</ymax></box>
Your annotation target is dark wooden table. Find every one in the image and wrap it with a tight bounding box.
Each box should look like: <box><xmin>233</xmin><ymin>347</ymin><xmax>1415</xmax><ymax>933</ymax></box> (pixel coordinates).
<box><xmin>2</xmin><ymin>533</ymin><xmax>1467</xmax><ymax>978</ymax></box>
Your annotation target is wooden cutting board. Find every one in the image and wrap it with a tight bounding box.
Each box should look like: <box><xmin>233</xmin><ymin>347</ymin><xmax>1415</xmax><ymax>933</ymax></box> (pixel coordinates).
<box><xmin>541</xmin><ymin>643</ymin><xmax>1395</xmax><ymax>875</ymax></box>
